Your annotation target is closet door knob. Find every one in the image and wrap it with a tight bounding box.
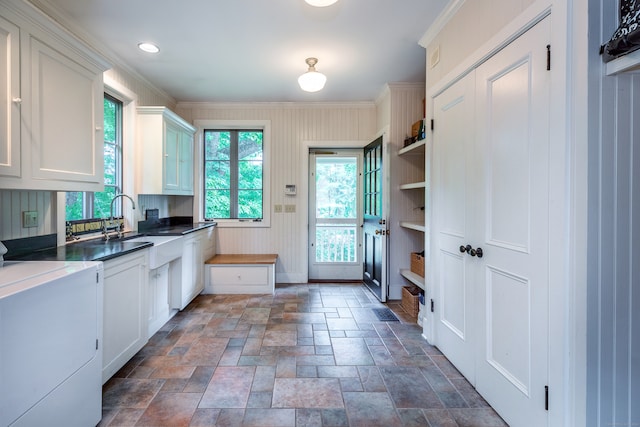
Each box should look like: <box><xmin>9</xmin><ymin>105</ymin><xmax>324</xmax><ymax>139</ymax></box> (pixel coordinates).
<box><xmin>459</xmin><ymin>245</ymin><xmax>466</xmax><ymax>253</ymax></box>
<box><xmin>476</xmin><ymin>247</ymin><xmax>483</xmax><ymax>258</ymax></box>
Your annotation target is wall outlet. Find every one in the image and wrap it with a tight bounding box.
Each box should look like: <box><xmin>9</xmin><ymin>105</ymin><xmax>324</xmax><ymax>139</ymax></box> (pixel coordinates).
<box><xmin>284</xmin><ymin>204</ymin><xmax>296</xmax><ymax>213</ymax></box>
<box><xmin>274</xmin><ymin>204</ymin><xmax>283</xmax><ymax>213</ymax></box>
<box><xmin>22</xmin><ymin>211</ymin><xmax>38</xmax><ymax>228</ymax></box>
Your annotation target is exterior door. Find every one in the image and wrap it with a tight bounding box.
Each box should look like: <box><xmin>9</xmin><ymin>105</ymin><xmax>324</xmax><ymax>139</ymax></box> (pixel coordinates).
<box><xmin>308</xmin><ymin>151</ymin><xmax>363</xmax><ymax>281</ymax></box>
<box><xmin>362</xmin><ymin>136</ymin><xmax>387</xmax><ymax>301</ymax></box>
<box><xmin>433</xmin><ymin>17</ymin><xmax>550</xmax><ymax>427</ymax></box>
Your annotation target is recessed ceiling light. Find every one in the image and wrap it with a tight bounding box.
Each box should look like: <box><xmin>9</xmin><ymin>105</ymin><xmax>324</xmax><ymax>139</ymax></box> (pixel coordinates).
<box><xmin>304</xmin><ymin>0</ymin><xmax>338</xmax><ymax>6</ymax></box>
<box><xmin>138</xmin><ymin>42</ymin><xmax>160</xmax><ymax>53</ymax></box>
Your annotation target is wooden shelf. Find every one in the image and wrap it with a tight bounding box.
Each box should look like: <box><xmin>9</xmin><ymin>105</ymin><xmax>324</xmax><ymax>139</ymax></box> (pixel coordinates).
<box><xmin>400</xmin><ymin>269</ymin><xmax>424</xmax><ymax>290</ymax></box>
<box><xmin>400</xmin><ymin>181</ymin><xmax>426</xmax><ymax>190</ymax></box>
<box><xmin>400</xmin><ymin>221</ymin><xmax>425</xmax><ymax>232</ymax></box>
<box><xmin>606</xmin><ymin>49</ymin><xmax>640</xmax><ymax>75</ymax></box>
<box><xmin>398</xmin><ymin>139</ymin><xmax>426</xmax><ymax>156</ymax></box>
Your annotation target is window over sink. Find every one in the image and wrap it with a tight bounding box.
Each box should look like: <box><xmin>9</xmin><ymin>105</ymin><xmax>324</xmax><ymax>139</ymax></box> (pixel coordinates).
<box><xmin>65</xmin><ymin>93</ymin><xmax>123</xmax><ymax>222</ymax></box>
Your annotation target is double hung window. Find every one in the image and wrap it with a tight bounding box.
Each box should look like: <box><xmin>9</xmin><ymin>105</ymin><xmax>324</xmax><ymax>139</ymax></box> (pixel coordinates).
<box><xmin>203</xmin><ymin>129</ymin><xmax>264</xmax><ymax>221</ymax></box>
<box><xmin>65</xmin><ymin>94</ymin><xmax>123</xmax><ymax>221</ymax></box>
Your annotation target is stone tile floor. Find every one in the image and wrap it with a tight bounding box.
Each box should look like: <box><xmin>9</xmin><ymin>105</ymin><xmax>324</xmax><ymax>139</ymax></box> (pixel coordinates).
<box><xmin>99</xmin><ymin>284</ymin><xmax>508</xmax><ymax>426</ymax></box>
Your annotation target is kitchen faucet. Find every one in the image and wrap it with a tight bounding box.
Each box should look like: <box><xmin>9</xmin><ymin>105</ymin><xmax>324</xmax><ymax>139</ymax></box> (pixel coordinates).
<box><xmin>102</xmin><ymin>194</ymin><xmax>136</xmax><ymax>240</ymax></box>
<box><xmin>110</xmin><ymin>193</ymin><xmax>136</xmax><ymax>220</ymax></box>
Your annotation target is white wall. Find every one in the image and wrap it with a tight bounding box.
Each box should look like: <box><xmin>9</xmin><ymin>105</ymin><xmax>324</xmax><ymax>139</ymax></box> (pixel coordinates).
<box><xmin>587</xmin><ymin>1</ymin><xmax>640</xmax><ymax>425</ymax></box>
<box><xmin>175</xmin><ymin>102</ymin><xmax>377</xmax><ymax>283</ymax></box>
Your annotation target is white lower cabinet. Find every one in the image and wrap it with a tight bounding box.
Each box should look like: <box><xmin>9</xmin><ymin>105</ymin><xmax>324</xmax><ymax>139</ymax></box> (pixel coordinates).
<box><xmin>171</xmin><ymin>227</ymin><xmax>215</xmax><ymax>310</ymax></box>
<box><xmin>147</xmin><ymin>263</ymin><xmax>170</xmax><ymax>339</ymax></box>
<box><xmin>102</xmin><ymin>251</ymin><xmax>148</xmax><ymax>384</ymax></box>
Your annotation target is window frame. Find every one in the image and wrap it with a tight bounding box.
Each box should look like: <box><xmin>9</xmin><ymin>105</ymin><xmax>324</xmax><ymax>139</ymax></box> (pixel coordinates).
<box><xmin>64</xmin><ymin>93</ymin><xmax>123</xmax><ymax>223</ymax></box>
<box><xmin>195</xmin><ymin>120</ymin><xmax>271</xmax><ymax>228</ymax></box>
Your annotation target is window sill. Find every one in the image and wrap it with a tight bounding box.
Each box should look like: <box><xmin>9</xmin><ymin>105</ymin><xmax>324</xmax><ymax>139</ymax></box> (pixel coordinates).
<box><xmin>207</xmin><ymin>219</ymin><xmax>270</xmax><ymax>228</ymax></box>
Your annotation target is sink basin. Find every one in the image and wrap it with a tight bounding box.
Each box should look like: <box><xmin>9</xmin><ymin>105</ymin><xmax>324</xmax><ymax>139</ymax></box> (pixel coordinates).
<box><xmin>126</xmin><ymin>235</ymin><xmax>183</xmax><ymax>269</ymax></box>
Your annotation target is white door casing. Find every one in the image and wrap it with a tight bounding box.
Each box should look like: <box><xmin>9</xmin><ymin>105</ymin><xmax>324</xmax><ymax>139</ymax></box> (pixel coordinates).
<box><xmin>432</xmin><ymin>17</ymin><xmax>551</xmax><ymax>427</ymax></box>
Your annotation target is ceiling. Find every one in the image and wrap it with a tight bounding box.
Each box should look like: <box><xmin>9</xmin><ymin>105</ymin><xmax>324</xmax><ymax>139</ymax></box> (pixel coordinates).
<box><xmin>38</xmin><ymin>0</ymin><xmax>449</xmax><ymax>103</ymax></box>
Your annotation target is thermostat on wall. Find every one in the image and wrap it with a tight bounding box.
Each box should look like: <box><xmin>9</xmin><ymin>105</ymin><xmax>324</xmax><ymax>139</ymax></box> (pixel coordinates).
<box><xmin>285</xmin><ymin>184</ymin><xmax>296</xmax><ymax>196</ymax></box>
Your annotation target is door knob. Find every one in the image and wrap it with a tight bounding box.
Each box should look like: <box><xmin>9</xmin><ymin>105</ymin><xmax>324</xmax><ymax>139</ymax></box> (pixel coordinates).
<box><xmin>468</xmin><ymin>247</ymin><xmax>484</xmax><ymax>258</ymax></box>
<box><xmin>375</xmin><ymin>229</ymin><xmax>381</xmax><ymax>235</ymax></box>
<box><xmin>459</xmin><ymin>245</ymin><xmax>466</xmax><ymax>253</ymax></box>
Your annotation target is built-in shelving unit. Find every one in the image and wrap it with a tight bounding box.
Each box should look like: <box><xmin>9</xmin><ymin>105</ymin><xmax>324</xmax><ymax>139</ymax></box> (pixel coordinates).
<box><xmin>398</xmin><ymin>133</ymin><xmax>427</xmax><ymax>301</ymax></box>
<box><xmin>400</xmin><ymin>268</ymin><xmax>424</xmax><ymax>290</ymax></box>
<box><xmin>399</xmin><ymin>221</ymin><xmax>425</xmax><ymax>232</ymax></box>
<box><xmin>399</xmin><ymin>181</ymin><xmax>426</xmax><ymax>190</ymax></box>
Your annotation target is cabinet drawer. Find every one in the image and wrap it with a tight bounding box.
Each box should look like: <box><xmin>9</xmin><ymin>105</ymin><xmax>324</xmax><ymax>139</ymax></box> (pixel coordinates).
<box><xmin>211</xmin><ymin>265</ymin><xmax>269</xmax><ymax>286</ymax></box>
<box><xmin>207</xmin><ymin>263</ymin><xmax>275</xmax><ymax>294</ymax></box>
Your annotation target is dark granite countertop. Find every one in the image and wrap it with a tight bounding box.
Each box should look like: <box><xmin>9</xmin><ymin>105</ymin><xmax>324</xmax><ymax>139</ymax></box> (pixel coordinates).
<box><xmin>141</xmin><ymin>222</ymin><xmax>216</xmax><ymax>236</ymax></box>
<box><xmin>11</xmin><ymin>239</ymin><xmax>153</xmax><ymax>262</ymax></box>
<box><xmin>4</xmin><ymin>221</ymin><xmax>216</xmax><ymax>262</ymax></box>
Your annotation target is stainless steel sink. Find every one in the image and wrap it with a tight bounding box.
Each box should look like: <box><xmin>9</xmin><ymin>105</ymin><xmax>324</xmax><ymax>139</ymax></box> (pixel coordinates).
<box><xmin>125</xmin><ymin>235</ymin><xmax>183</xmax><ymax>269</ymax></box>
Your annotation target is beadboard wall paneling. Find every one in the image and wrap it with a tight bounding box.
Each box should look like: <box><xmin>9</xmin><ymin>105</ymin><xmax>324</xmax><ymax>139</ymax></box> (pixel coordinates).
<box><xmin>0</xmin><ymin>190</ymin><xmax>54</xmax><ymax>240</ymax></box>
<box><xmin>137</xmin><ymin>195</ymin><xmax>194</xmax><ymax>221</ymax></box>
<box><xmin>587</xmin><ymin>4</ymin><xmax>640</xmax><ymax>421</ymax></box>
<box><xmin>176</xmin><ymin>102</ymin><xmax>377</xmax><ymax>283</ymax></box>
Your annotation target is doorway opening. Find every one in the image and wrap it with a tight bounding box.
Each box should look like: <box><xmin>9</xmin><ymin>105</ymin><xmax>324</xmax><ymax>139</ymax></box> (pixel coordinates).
<box><xmin>308</xmin><ymin>150</ymin><xmax>363</xmax><ymax>281</ymax></box>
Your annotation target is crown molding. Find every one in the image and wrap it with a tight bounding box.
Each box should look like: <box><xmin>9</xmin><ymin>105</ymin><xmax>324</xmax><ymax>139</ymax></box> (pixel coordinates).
<box><xmin>419</xmin><ymin>0</ymin><xmax>466</xmax><ymax>48</ymax></box>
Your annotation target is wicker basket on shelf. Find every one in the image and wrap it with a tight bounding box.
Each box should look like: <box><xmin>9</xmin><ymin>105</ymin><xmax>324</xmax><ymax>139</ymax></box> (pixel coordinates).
<box><xmin>401</xmin><ymin>286</ymin><xmax>420</xmax><ymax>318</ymax></box>
<box><xmin>410</xmin><ymin>252</ymin><xmax>424</xmax><ymax>277</ymax></box>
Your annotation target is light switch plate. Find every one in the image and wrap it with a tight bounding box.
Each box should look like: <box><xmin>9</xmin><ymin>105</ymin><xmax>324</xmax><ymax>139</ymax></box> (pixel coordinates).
<box><xmin>22</xmin><ymin>211</ymin><xmax>38</xmax><ymax>228</ymax></box>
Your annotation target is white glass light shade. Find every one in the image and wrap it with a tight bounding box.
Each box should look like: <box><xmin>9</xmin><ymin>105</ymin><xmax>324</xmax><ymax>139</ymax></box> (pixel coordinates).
<box><xmin>298</xmin><ymin>58</ymin><xmax>327</xmax><ymax>92</ymax></box>
<box><xmin>305</xmin><ymin>0</ymin><xmax>338</xmax><ymax>6</ymax></box>
<box><xmin>298</xmin><ymin>70</ymin><xmax>327</xmax><ymax>92</ymax></box>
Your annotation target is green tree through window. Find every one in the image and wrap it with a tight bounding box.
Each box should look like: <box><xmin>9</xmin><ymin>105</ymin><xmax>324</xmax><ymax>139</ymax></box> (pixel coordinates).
<box><xmin>204</xmin><ymin>130</ymin><xmax>263</xmax><ymax>219</ymax></box>
<box><xmin>66</xmin><ymin>94</ymin><xmax>122</xmax><ymax>220</ymax></box>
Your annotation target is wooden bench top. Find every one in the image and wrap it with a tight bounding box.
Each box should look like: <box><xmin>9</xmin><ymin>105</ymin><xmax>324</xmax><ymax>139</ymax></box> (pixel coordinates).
<box><xmin>205</xmin><ymin>254</ymin><xmax>278</xmax><ymax>265</ymax></box>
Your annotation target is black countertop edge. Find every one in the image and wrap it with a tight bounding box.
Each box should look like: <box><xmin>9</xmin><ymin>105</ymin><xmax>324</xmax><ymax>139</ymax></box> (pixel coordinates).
<box><xmin>141</xmin><ymin>222</ymin><xmax>216</xmax><ymax>236</ymax></box>
<box><xmin>3</xmin><ymin>222</ymin><xmax>215</xmax><ymax>262</ymax></box>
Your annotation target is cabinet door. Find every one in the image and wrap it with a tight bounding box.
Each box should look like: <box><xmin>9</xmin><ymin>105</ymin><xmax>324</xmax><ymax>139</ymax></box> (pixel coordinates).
<box><xmin>163</xmin><ymin>122</ymin><xmax>180</xmax><ymax>192</ymax></box>
<box><xmin>179</xmin><ymin>129</ymin><xmax>194</xmax><ymax>193</ymax></box>
<box><xmin>26</xmin><ymin>36</ymin><xmax>103</xmax><ymax>190</ymax></box>
<box><xmin>102</xmin><ymin>252</ymin><xmax>148</xmax><ymax>383</ymax></box>
<box><xmin>0</xmin><ymin>15</ymin><xmax>20</xmax><ymax>178</ymax></box>
<box><xmin>148</xmin><ymin>264</ymin><xmax>170</xmax><ymax>339</ymax></box>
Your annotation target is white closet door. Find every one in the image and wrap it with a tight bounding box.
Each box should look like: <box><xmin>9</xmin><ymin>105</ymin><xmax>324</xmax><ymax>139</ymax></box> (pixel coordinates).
<box><xmin>432</xmin><ymin>71</ymin><xmax>477</xmax><ymax>382</ymax></box>
<box><xmin>432</xmin><ymin>16</ymin><xmax>551</xmax><ymax>427</ymax></box>
<box><xmin>473</xmin><ymin>17</ymin><xmax>551</xmax><ymax>426</ymax></box>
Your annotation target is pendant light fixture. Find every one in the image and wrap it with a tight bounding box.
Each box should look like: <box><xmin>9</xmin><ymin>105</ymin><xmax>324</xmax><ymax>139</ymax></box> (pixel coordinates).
<box><xmin>304</xmin><ymin>0</ymin><xmax>338</xmax><ymax>6</ymax></box>
<box><xmin>298</xmin><ymin>58</ymin><xmax>327</xmax><ymax>92</ymax></box>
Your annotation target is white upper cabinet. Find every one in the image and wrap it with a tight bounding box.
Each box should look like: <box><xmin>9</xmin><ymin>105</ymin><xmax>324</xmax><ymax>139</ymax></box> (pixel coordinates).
<box><xmin>0</xmin><ymin>0</ymin><xmax>110</xmax><ymax>191</ymax></box>
<box><xmin>0</xmin><ymin>15</ymin><xmax>20</xmax><ymax>178</ymax></box>
<box><xmin>136</xmin><ymin>107</ymin><xmax>196</xmax><ymax>195</ymax></box>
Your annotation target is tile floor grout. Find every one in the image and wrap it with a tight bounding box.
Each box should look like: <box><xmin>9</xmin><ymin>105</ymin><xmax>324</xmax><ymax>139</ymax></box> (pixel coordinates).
<box><xmin>99</xmin><ymin>283</ymin><xmax>507</xmax><ymax>427</ymax></box>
